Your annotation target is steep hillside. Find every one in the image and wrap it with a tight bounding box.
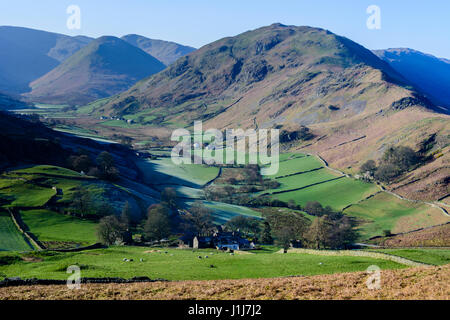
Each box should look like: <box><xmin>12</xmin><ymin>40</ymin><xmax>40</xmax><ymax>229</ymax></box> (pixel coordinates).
<box><xmin>26</xmin><ymin>36</ymin><xmax>166</xmax><ymax>105</ymax></box>
<box><xmin>102</xmin><ymin>24</ymin><xmax>408</xmax><ymax>119</ymax></box>
<box><xmin>0</xmin><ymin>37</ymin><xmax>59</xmax><ymax>94</ymax></box>
<box><xmin>0</xmin><ymin>92</ymin><xmax>32</xmax><ymax>110</ymax></box>
<box><xmin>97</xmin><ymin>23</ymin><xmax>449</xmax><ymax>201</ymax></box>
<box><xmin>374</xmin><ymin>48</ymin><xmax>450</xmax><ymax>114</ymax></box>
<box><xmin>0</xmin><ymin>26</ymin><xmax>92</xmax><ymax>93</ymax></box>
<box><xmin>0</xmin><ymin>111</ymin><xmax>72</xmax><ymax>169</ymax></box>
<box><xmin>121</xmin><ymin>34</ymin><xmax>195</xmax><ymax>66</ymax></box>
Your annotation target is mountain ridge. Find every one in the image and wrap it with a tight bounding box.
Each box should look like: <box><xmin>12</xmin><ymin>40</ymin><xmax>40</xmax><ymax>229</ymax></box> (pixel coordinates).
<box><xmin>121</xmin><ymin>34</ymin><xmax>195</xmax><ymax>66</ymax></box>
<box><xmin>374</xmin><ymin>48</ymin><xmax>450</xmax><ymax>113</ymax></box>
<box><xmin>0</xmin><ymin>26</ymin><xmax>194</xmax><ymax>97</ymax></box>
<box><xmin>25</xmin><ymin>36</ymin><xmax>166</xmax><ymax>105</ymax></box>
<box><xmin>0</xmin><ymin>26</ymin><xmax>93</xmax><ymax>93</ymax></box>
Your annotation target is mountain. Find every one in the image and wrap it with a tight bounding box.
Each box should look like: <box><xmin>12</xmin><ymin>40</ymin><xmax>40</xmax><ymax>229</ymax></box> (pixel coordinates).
<box><xmin>26</xmin><ymin>36</ymin><xmax>166</xmax><ymax>105</ymax></box>
<box><xmin>121</xmin><ymin>34</ymin><xmax>195</xmax><ymax>65</ymax></box>
<box><xmin>374</xmin><ymin>48</ymin><xmax>450</xmax><ymax>113</ymax></box>
<box><xmin>0</xmin><ymin>26</ymin><xmax>93</xmax><ymax>93</ymax></box>
<box><xmin>96</xmin><ymin>23</ymin><xmax>449</xmax><ymax>201</ymax></box>
<box><xmin>101</xmin><ymin>23</ymin><xmax>417</xmax><ymax>122</ymax></box>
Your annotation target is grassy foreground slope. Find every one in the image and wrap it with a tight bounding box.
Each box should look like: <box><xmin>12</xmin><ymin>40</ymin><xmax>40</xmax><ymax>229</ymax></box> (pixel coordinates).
<box><xmin>1</xmin><ymin>264</ymin><xmax>448</xmax><ymax>300</ymax></box>
<box><xmin>20</xmin><ymin>210</ymin><xmax>97</xmax><ymax>247</ymax></box>
<box><xmin>0</xmin><ymin>246</ymin><xmax>404</xmax><ymax>281</ymax></box>
<box><xmin>0</xmin><ymin>213</ymin><xmax>32</xmax><ymax>252</ymax></box>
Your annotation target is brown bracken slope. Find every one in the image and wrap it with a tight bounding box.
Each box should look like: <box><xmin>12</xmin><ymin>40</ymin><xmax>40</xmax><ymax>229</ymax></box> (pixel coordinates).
<box><xmin>1</xmin><ymin>265</ymin><xmax>448</xmax><ymax>300</ymax></box>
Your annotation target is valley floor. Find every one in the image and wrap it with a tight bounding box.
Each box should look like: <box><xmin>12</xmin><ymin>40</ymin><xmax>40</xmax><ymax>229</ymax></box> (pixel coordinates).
<box><xmin>1</xmin><ymin>264</ymin><xmax>448</xmax><ymax>300</ymax></box>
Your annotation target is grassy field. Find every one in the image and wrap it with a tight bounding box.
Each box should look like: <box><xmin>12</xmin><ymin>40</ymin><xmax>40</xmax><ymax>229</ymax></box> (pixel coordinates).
<box><xmin>160</xmin><ymin>185</ymin><xmax>204</xmax><ymax>199</ymax></box>
<box><xmin>0</xmin><ymin>179</ymin><xmax>56</xmax><ymax>208</ymax></box>
<box><xmin>272</xmin><ymin>177</ymin><xmax>378</xmax><ymax>210</ymax></box>
<box><xmin>344</xmin><ymin>192</ymin><xmax>449</xmax><ymax>238</ymax></box>
<box><xmin>0</xmin><ymin>246</ymin><xmax>405</xmax><ymax>281</ymax></box>
<box><xmin>0</xmin><ymin>212</ymin><xmax>32</xmax><ymax>251</ymax></box>
<box><xmin>0</xmin><ymin>166</ymin><xmax>101</xmax><ymax>207</ymax></box>
<box><xmin>13</xmin><ymin>165</ymin><xmax>87</xmax><ymax>178</ymax></box>
<box><xmin>264</xmin><ymin>154</ymin><xmax>323</xmax><ymax>178</ymax></box>
<box><xmin>264</xmin><ymin>168</ymin><xmax>341</xmax><ymax>193</ymax></box>
<box><xmin>20</xmin><ymin>210</ymin><xmax>97</xmax><ymax>247</ymax></box>
<box><xmin>186</xmin><ymin>201</ymin><xmax>262</xmax><ymax>224</ymax></box>
<box><xmin>370</xmin><ymin>249</ymin><xmax>450</xmax><ymax>266</ymax></box>
<box><xmin>137</xmin><ymin>158</ymin><xmax>220</xmax><ymax>188</ymax></box>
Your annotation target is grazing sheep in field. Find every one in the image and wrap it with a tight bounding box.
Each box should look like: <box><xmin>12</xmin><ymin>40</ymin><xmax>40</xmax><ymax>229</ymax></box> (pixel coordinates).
<box><xmin>140</xmin><ymin>258</ymin><xmax>144</xmax><ymax>262</ymax></box>
<box><xmin>198</xmin><ymin>256</ymin><xmax>202</xmax><ymax>259</ymax></box>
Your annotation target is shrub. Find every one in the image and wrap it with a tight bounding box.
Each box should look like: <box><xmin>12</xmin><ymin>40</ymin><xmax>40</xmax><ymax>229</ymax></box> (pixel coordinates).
<box><xmin>360</xmin><ymin>160</ymin><xmax>377</xmax><ymax>175</ymax></box>
<box><xmin>97</xmin><ymin>215</ymin><xmax>129</xmax><ymax>245</ymax></box>
<box><xmin>144</xmin><ymin>204</ymin><xmax>171</xmax><ymax>241</ymax></box>
<box><xmin>374</xmin><ymin>163</ymin><xmax>402</xmax><ymax>182</ymax></box>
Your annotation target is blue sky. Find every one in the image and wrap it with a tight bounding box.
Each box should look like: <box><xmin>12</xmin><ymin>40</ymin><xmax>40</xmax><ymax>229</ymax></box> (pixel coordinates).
<box><xmin>1</xmin><ymin>0</ymin><xmax>449</xmax><ymax>58</ymax></box>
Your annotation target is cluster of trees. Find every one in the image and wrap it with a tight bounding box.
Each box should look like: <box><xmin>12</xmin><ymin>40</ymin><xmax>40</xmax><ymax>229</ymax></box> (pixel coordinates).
<box><xmin>97</xmin><ymin>187</ymin><xmax>219</xmax><ymax>245</ymax></box>
<box><xmin>303</xmin><ymin>201</ymin><xmax>343</xmax><ymax>220</ymax></box>
<box><xmin>261</xmin><ymin>202</ymin><xmax>358</xmax><ymax>250</ymax></box>
<box><xmin>68</xmin><ymin>186</ymin><xmax>123</xmax><ymax>219</ymax></box>
<box><xmin>225</xmin><ymin>215</ymin><xmax>261</xmax><ymax>237</ymax></box>
<box><xmin>205</xmin><ymin>187</ymin><xmax>299</xmax><ymax>210</ymax></box>
<box><xmin>68</xmin><ymin>150</ymin><xmax>119</xmax><ymax>181</ymax></box>
<box><xmin>221</xmin><ymin>165</ymin><xmax>263</xmax><ymax>185</ymax></box>
<box><xmin>111</xmin><ymin>134</ymin><xmax>133</xmax><ymax>147</ymax></box>
<box><xmin>303</xmin><ymin>215</ymin><xmax>356</xmax><ymax>250</ymax></box>
<box><xmin>143</xmin><ymin>199</ymin><xmax>217</xmax><ymax>241</ymax></box>
<box><xmin>360</xmin><ymin>146</ymin><xmax>425</xmax><ymax>183</ymax></box>
<box><xmin>279</xmin><ymin>126</ymin><xmax>314</xmax><ymax>143</ymax></box>
<box><xmin>263</xmin><ymin>211</ymin><xmax>309</xmax><ymax>249</ymax></box>
<box><xmin>97</xmin><ymin>202</ymin><xmax>133</xmax><ymax>245</ymax></box>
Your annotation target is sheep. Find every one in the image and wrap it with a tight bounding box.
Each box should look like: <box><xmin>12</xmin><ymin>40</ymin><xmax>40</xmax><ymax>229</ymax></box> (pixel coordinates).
<box><xmin>140</xmin><ymin>258</ymin><xmax>144</xmax><ymax>262</ymax></box>
<box><xmin>198</xmin><ymin>256</ymin><xmax>202</xmax><ymax>259</ymax></box>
